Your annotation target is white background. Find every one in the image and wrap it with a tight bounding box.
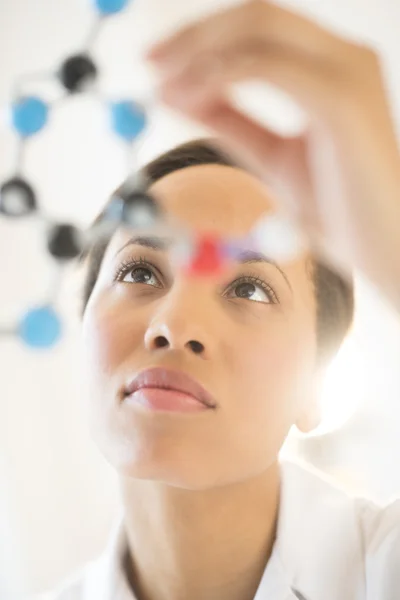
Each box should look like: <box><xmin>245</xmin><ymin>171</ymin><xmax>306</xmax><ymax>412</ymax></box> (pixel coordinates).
<box><xmin>0</xmin><ymin>0</ymin><xmax>399</xmax><ymax>595</ymax></box>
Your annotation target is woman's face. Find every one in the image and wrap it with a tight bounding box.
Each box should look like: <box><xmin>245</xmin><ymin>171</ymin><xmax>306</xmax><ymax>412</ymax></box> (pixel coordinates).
<box><xmin>82</xmin><ymin>164</ymin><xmax>318</xmax><ymax>490</ymax></box>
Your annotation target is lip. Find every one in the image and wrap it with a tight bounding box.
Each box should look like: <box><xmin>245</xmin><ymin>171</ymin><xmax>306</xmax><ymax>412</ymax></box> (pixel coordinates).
<box><xmin>124</xmin><ymin>367</ymin><xmax>217</xmax><ymax>411</ymax></box>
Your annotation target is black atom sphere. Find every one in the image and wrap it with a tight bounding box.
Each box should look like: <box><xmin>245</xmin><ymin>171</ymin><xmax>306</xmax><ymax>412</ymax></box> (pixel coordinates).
<box><xmin>0</xmin><ymin>176</ymin><xmax>37</xmax><ymax>218</ymax></box>
<box><xmin>121</xmin><ymin>190</ymin><xmax>160</xmax><ymax>229</ymax></box>
<box><xmin>106</xmin><ymin>189</ymin><xmax>161</xmax><ymax>229</ymax></box>
<box><xmin>47</xmin><ymin>223</ymin><xmax>83</xmax><ymax>260</ymax></box>
<box><xmin>58</xmin><ymin>54</ymin><xmax>98</xmax><ymax>93</ymax></box>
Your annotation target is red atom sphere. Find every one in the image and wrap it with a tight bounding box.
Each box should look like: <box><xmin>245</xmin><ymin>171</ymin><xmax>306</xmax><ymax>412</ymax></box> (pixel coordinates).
<box><xmin>185</xmin><ymin>234</ymin><xmax>228</xmax><ymax>277</ymax></box>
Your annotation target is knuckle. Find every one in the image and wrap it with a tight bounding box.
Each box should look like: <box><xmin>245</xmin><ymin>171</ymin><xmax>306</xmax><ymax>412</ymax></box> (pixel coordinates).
<box><xmin>249</xmin><ymin>0</ymin><xmax>267</xmax><ymax>15</ymax></box>
<box><xmin>347</xmin><ymin>42</ymin><xmax>380</xmax><ymax>73</ymax></box>
<box><xmin>358</xmin><ymin>44</ymin><xmax>380</xmax><ymax>65</ymax></box>
<box><xmin>332</xmin><ymin>42</ymin><xmax>381</xmax><ymax>100</ymax></box>
<box><xmin>188</xmin><ymin>23</ymin><xmax>204</xmax><ymax>48</ymax></box>
<box><xmin>246</xmin><ymin>0</ymin><xmax>269</xmax><ymax>33</ymax></box>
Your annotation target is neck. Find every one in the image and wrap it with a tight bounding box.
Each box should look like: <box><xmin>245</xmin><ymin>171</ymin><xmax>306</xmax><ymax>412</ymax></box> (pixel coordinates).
<box><xmin>120</xmin><ymin>462</ymin><xmax>280</xmax><ymax>600</ymax></box>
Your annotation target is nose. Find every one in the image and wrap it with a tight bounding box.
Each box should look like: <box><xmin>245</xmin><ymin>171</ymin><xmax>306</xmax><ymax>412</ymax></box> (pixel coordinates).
<box><xmin>144</xmin><ymin>290</ymin><xmax>212</xmax><ymax>359</ymax></box>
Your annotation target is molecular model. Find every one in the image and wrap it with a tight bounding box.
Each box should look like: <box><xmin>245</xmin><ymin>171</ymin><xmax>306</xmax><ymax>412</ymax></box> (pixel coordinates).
<box><xmin>0</xmin><ymin>0</ymin><xmax>304</xmax><ymax>351</ymax></box>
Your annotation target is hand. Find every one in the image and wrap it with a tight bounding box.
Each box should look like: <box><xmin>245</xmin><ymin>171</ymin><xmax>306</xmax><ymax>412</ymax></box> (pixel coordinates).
<box><xmin>146</xmin><ymin>0</ymin><xmax>400</xmax><ymax>311</ymax></box>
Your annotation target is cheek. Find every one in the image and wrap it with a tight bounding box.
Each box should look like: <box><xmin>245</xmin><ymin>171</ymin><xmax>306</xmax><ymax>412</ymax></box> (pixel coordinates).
<box><xmin>81</xmin><ymin>294</ymin><xmax>149</xmax><ymax>462</ymax></box>
<box><xmin>82</xmin><ymin>292</ymin><xmax>144</xmax><ymax>383</ymax></box>
<box><xmin>208</xmin><ymin>312</ymin><xmax>316</xmax><ymax>483</ymax></box>
<box><xmin>231</xmin><ymin>314</ymin><xmax>316</xmax><ymax>419</ymax></box>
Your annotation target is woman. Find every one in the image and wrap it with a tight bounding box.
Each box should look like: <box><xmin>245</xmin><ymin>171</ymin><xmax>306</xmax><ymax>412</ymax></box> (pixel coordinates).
<box><xmin>48</xmin><ymin>2</ymin><xmax>400</xmax><ymax>599</ymax></box>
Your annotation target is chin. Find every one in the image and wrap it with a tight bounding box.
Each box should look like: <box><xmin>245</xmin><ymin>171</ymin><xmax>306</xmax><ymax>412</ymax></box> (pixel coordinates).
<box><xmin>94</xmin><ymin>432</ymin><xmax>228</xmax><ymax>490</ymax></box>
<box><xmin>88</xmin><ymin>399</ymin><xmax>228</xmax><ymax>489</ymax></box>
<box><xmin>89</xmin><ymin>405</ymin><xmax>277</xmax><ymax>491</ymax></box>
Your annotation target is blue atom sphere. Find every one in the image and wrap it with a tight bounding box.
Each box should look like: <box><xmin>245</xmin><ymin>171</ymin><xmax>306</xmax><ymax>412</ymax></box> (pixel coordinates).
<box><xmin>11</xmin><ymin>96</ymin><xmax>49</xmax><ymax>137</ymax></box>
<box><xmin>18</xmin><ymin>306</ymin><xmax>62</xmax><ymax>349</ymax></box>
<box><xmin>110</xmin><ymin>100</ymin><xmax>147</xmax><ymax>142</ymax></box>
<box><xmin>94</xmin><ymin>0</ymin><xmax>130</xmax><ymax>15</ymax></box>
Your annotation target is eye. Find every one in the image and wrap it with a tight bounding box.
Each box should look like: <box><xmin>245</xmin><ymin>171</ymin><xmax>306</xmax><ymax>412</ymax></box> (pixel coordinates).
<box><xmin>225</xmin><ymin>276</ymin><xmax>278</xmax><ymax>304</ymax></box>
<box><xmin>114</xmin><ymin>257</ymin><xmax>162</xmax><ymax>288</ymax></box>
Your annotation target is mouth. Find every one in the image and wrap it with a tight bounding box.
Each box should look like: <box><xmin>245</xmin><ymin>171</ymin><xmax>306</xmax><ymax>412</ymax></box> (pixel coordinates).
<box><xmin>123</xmin><ymin>367</ymin><xmax>217</xmax><ymax>412</ymax></box>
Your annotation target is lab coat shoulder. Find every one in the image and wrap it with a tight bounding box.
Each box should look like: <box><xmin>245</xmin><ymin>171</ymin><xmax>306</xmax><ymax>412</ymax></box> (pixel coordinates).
<box><xmin>278</xmin><ymin>461</ymin><xmax>400</xmax><ymax>599</ymax></box>
<box><xmin>35</xmin><ymin>530</ymin><xmax>120</xmax><ymax>600</ymax></box>
<box><xmin>34</xmin><ymin>573</ymin><xmax>85</xmax><ymax>600</ymax></box>
<box><xmin>357</xmin><ymin>492</ymin><xmax>400</xmax><ymax>597</ymax></box>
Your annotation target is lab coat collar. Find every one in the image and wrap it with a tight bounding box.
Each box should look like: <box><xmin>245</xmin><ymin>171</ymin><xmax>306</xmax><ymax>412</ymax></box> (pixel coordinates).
<box><xmin>83</xmin><ymin>517</ymin><xmax>133</xmax><ymax>600</ymax></box>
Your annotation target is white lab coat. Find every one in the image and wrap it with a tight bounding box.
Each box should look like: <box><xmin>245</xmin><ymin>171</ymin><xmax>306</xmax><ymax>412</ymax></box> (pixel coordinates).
<box><xmin>40</xmin><ymin>460</ymin><xmax>400</xmax><ymax>600</ymax></box>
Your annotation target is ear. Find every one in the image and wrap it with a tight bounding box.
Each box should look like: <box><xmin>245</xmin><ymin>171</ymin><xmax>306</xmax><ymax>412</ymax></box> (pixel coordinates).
<box><xmin>295</xmin><ymin>370</ymin><xmax>324</xmax><ymax>434</ymax></box>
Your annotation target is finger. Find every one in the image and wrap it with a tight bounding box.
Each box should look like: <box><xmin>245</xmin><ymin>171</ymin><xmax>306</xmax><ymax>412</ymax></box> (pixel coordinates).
<box><xmin>170</xmin><ymin>94</ymin><xmax>286</xmax><ymax>177</ymax></box>
<box><xmin>147</xmin><ymin>0</ymin><xmax>351</xmax><ymax>71</ymax></box>
<box><xmin>159</xmin><ymin>90</ymin><xmax>285</xmax><ymax>169</ymax></box>
<box><xmin>159</xmin><ymin>88</ymin><xmax>311</xmax><ymax>214</ymax></box>
<box><xmin>161</xmin><ymin>46</ymin><xmax>349</xmax><ymax>126</ymax></box>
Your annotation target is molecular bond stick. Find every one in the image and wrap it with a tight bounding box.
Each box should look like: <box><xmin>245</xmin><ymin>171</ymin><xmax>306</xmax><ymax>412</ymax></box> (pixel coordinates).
<box><xmin>0</xmin><ymin>0</ymin><xmax>304</xmax><ymax>350</ymax></box>
<box><xmin>0</xmin><ymin>0</ymin><xmax>152</xmax><ymax>349</ymax></box>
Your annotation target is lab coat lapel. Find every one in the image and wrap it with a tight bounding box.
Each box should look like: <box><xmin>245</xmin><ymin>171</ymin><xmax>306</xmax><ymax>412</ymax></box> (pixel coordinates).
<box><xmin>276</xmin><ymin>460</ymin><xmax>366</xmax><ymax>600</ymax></box>
<box><xmin>253</xmin><ymin>540</ymin><xmax>303</xmax><ymax>599</ymax></box>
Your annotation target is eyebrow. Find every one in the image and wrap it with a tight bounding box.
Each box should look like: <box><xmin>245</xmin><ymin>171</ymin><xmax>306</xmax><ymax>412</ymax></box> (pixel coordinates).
<box><xmin>115</xmin><ymin>235</ymin><xmax>292</xmax><ymax>293</ymax></box>
<box><xmin>116</xmin><ymin>235</ymin><xmax>171</xmax><ymax>255</ymax></box>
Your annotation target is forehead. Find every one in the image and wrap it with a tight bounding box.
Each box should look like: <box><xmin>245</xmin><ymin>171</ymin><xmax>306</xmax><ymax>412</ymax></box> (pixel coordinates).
<box><xmin>147</xmin><ymin>163</ymin><xmax>276</xmax><ymax>237</ymax></box>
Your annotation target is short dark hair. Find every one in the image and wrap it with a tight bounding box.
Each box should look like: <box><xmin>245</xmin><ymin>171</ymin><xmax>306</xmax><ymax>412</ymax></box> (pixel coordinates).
<box><xmin>79</xmin><ymin>138</ymin><xmax>354</xmax><ymax>365</ymax></box>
